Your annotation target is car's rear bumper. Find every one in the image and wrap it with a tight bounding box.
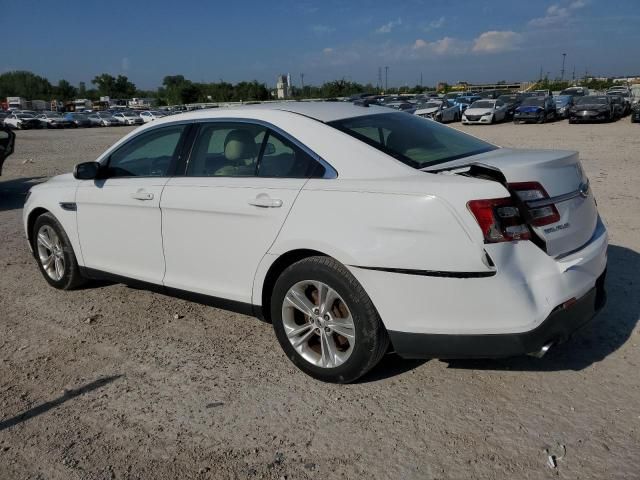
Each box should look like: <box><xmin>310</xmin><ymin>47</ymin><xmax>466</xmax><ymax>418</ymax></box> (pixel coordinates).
<box><xmin>348</xmin><ymin>216</ymin><xmax>608</xmax><ymax>358</ymax></box>
<box><xmin>388</xmin><ymin>271</ymin><xmax>606</xmax><ymax>359</ymax></box>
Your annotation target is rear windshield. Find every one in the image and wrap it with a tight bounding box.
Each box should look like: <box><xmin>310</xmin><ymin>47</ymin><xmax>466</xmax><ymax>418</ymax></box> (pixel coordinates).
<box><xmin>470</xmin><ymin>101</ymin><xmax>495</xmax><ymax>109</ymax></box>
<box><xmin>576</xmin><ymin>96</ymin><xmax>607</xmax><ymax>105</ymax></box>
<box><xmin>522</xmin><ymin>97</ymin><xmax>545</xmax><ymax>106</ymax></box>
<box><xmin>328</xmin><ymin>112</ymin><xmax>496</xmax><ymax>169</ymax></box>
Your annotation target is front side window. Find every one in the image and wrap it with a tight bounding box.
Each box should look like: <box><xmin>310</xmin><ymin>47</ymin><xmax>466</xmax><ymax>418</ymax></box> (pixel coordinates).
<box><xmin>328</xmin><ymin>112</ymin><xmax>496</xmax><ymax>169</ymax></box>
<box><xmin>106</xmin><ymin>125</ymin><xmax>186</xmax><ymax>177</ymax></box>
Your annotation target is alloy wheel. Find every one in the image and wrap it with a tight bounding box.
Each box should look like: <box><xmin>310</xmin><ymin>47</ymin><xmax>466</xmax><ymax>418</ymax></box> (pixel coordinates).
<box><xmin>282</xmin><ymin>280</ymin><xmax>355</xmax><ymax>368</ymax></box>
<box><xmin>36</xmin><ymin>225</ymin><xmax>65</xmax><ymax>281</ymax></box>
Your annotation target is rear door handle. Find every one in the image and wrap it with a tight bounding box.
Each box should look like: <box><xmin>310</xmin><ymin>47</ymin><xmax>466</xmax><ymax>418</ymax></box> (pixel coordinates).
<box><xmin>131</xmin><ymin>189</ymin><xmax>154</xmax><ymax>201</ymax></box>
<box><xmin>248</xmin><ymin>194</ymin><xmax>283</xmax><ymax>208</ymax></box>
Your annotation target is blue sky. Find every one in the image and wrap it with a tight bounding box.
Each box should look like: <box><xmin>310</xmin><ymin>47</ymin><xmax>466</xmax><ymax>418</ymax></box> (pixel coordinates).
<box><xmin>2</xmin><ymin>0</ymin><xmax>639</xmax><ymax>89</ymax></box>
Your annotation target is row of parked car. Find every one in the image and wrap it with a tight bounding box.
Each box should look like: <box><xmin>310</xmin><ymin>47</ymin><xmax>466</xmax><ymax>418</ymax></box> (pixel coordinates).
<box><xmin>0</xmin><ymin>109</ymin><xmax>172</xmax><ymax>130</ymax></box>
<box><xmin>359</xmin><ymin>86</ymin><xmax>638</xmax><ymax>125</ymax></box>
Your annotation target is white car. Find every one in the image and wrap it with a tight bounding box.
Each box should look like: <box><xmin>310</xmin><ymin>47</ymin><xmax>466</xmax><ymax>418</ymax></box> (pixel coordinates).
<box><xmin>36</xmin><ymin>112</ymin><xmax>73</xmax><ymax>129</ymax></box>
<box><xmin>462</xmin><ymin>99</ymin><xmax>508</xmax><ymax>124</ymax></box>
<box><xmin>23</xmin><ymin>103</ymin><xmax>608</xmax><ymax>383</ymax></box>
<box><xmin>88</xmin><ymin>113</ymin><xmax>118</xmax><ymax>127</ymax></box>
<box><xmin>139</xmin><ymin>110</ymin><xmax>167</xmax><ymax>123</ymax></box>
<box><xmin>112</xmin><ymin>112</ymin><xmax>144</xmax><ymax>126</ymax></box>
<box><xmin>414</xmin><ymin>99</ymin><xmax>460</xmax><ymax>122</ymax></box>
<box><xmin>4</xmin><ymin>112</ymin><xmax>41</xmax><ymax>129</ymax></box>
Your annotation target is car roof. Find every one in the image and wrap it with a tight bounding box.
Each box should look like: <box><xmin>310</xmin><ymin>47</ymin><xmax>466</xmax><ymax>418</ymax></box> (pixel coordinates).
<box><xmin>165</xmin><ymin>102</ymin><xmax>390</xmax><ymax>123</ymax></box>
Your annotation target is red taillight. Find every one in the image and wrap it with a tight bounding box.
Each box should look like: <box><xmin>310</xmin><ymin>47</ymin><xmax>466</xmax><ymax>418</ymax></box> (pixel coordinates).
<box><xmin>509</xmin><ymin>181</ymin><xmax>560</xmax><ymax>226</ymax></box>
<box><xmin>467</xmin><ymin>198</ymin><xmax>531</xmax><ymax>243</ymax></box>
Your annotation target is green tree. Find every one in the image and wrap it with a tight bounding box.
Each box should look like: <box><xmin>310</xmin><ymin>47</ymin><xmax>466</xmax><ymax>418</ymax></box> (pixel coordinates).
<box><xmin>55</xmin><ymin>79</ymin><xmax>77</xmax><ymax>101</ymax></box>
<box><xmin>0</xmin><ymin>71</ymin><xmax>53</xmax><ymax>99</ymax></box>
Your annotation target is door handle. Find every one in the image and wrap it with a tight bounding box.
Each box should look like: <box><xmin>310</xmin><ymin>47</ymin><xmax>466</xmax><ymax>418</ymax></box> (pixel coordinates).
<box><xmin>131</xmin><ymin>189</ymin><xmax>154</xmax><ymax>201</ymax></box>
<box><xmin>248</xmin><ymin>194</ymin><xmax>283</xmax><ymax>208</ymax></box>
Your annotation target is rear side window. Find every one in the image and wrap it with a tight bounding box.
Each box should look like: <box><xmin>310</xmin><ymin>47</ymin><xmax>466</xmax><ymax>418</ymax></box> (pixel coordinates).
<box><xmin>185</xmin><ymin>122</ymin><xmax>325</xmax><ymax>178</ymax></box>
<box><xmin>329</xmin><ymin>112</ymin><xmax>496</xmax><ymax>169</ymax></box>
<box><xmin>107</xmin><ymin>125</ymin><xmax>186</xmax><ymax>177</ymax></box>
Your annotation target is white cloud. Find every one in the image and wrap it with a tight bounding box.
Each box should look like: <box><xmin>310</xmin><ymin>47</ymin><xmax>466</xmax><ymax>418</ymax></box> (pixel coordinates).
<box><xmin>413</xmin><ymin>37</ymin><xmax>468</xmax><ymax>55</ymax></box>
<box><xmin>121</xmin><ymin>57</ymin><xmax>130</xmax><ymax>71</ymax></box>
<box><xmin>472</xmin><ymin>31</ymin><xmax>522</xmax><ymax>54</ymax></box>
<box><xmin>311</xmin><ymin>24</ymin><xmax>335</xmax><ymax>35</ymax></box>
<box><xmin>376</xmin><ymin>18</ymin><xmax>402</xmax><ymax>34</ymax></box>
<box><xmin>322</xmin><ymin>47</ymin><xmax>334</xmax><ymax>54</ymax></box>
<box><xmin>423</xmin><ymin>16</ymin><xmax>445</xmax><ymax>31</ymax></box>
<box><xmin>528</xmin><ymin>1</ymin><xmax>587</xmax><ymax>27</ymax></box>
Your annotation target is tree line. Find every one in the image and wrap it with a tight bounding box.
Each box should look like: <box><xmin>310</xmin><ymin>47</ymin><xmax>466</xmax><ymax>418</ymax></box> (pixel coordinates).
<box><xmin>0</xmin><ymin>70</ymin><xmax>423</xmax><ymax>106</ymax></box>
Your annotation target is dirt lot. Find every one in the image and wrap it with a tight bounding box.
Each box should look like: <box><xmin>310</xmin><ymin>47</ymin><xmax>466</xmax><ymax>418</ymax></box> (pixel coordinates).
<box><xmin>1</xmin><ymin>120</ymin><xmax>638</xmax><ymax>480</ymax></box>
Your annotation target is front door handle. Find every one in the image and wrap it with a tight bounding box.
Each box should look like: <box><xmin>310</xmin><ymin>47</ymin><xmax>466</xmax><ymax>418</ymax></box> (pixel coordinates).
<box><xmin>131</xmin><ymin>189</ymin><xmax>154</xmax><ymax>201</ymax></box>
<box><xmin>248</xmin><ymin>193</ymin><xmax>283</xmax><ymax>208</ymax></box>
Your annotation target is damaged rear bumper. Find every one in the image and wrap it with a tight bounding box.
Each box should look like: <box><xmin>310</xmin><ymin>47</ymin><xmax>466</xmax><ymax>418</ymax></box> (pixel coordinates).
<box><xmin>388</xmin><ymin>271</ymin><xmax>606</xmax><ymax>359</ymax></box>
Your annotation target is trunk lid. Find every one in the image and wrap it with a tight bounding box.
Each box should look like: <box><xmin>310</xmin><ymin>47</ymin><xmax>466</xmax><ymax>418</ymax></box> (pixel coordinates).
<box><xmin>427</xmin><ymin>148</ymin><xmax>598</xmax><ymax>257</ymax></box>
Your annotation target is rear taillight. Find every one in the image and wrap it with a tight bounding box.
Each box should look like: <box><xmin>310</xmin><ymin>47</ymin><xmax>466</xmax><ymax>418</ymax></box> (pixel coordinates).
<box><xmin>509</xmin><ymin>182</ymin><xmax>560</xmax><ymax>226</ymax></box>
<box><xmin>467</xmin><ymin>198</ymin><xmax>531</xmax><ymax>243</ymax></box>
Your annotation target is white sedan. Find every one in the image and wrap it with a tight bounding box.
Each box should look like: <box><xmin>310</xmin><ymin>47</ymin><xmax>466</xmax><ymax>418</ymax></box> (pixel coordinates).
<box><xmin>139</xmin><ymin>110</ymin><xmax>167</xmax><ymax>123</ymax></box>
<box><xmin>112</xmin><ymin>112</ymin><xmax>144</xmax><ymax>126</ymax></box>
<box><xmin>462</xmin><ymin>99</ymin><xmax>508</xmax><ymax>124</ymax></box>
<box><xmin>23</xmin><ymin>103</ymin><xmax>607</xmax><ymax>383</ymax></box>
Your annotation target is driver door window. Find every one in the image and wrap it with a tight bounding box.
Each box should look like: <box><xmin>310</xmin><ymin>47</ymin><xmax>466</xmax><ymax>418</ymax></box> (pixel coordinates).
<box><xmin>106</xmin><ymin>125</ymin><xmax>186</xmax><ymax>177</ymax></box>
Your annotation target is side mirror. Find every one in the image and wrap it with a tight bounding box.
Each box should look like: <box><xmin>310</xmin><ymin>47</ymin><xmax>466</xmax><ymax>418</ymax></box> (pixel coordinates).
<box><xmin>0</xmin><ymin>126</ymin><xmax>16</xmax><ymax>176</ymax></box>
<box><xmin>263</xmin><ymin>142</ymin><xmax>276</xmax><ymax>155</ymax></box>
<box><xmin>74</xmin><ymin>161</ymin><xmax>101</xmax><ymax>180</ymax></box>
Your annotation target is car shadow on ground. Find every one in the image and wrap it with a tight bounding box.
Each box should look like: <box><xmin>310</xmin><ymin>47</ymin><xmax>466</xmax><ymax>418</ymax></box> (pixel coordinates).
<box><xmin>0</xmin><ymin>176</ymin><xmax>46</xmax><ymax>212</ymax></box>
<box><xmin>0</xmin><ymin>375</ymin><xmax>122</xmax><ymax>432</ymax></box>
<box><xmin>445</xmin><ymin>244</ymin><xmax>639</xmax><ymax>372</ymax></box>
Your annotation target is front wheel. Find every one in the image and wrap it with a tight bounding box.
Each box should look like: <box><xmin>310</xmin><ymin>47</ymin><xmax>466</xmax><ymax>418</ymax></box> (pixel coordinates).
<box><xmin>271</xmin><ymin>256</ymin><xmax>389</xmax><ymax>383</ymax></box>
<box><xmin>32</xmin><ymin>213</ymin><xmax>85</xmax><ymax>290</ymax></box>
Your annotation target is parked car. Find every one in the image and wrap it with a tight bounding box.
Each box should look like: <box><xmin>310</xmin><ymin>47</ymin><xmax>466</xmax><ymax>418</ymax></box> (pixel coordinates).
<box><xmin>86</xmin><ymin>113</ymin><xmax>116</xmax><ymax>127</ymax></box>
<box><xmin>4</xmin><ymin>112</ymin><xmax>42</xmax><ymax>129</ymax></box>
<box><xmin>0</xmin><ymin>126</ymin><xmax>16</xmax><ymax>175</ymax></box>
<box><xmin>554</xmin><ymin>95</ymin><xmax>575</xmax><ymax>119</ymax></box>
<box><xmin>513</xmin><ymin>96</ymin><xmax>556</xmax><ymax>124</ymax></box>
<box><xmin>631</xmin><ymin>103</ymin><xmax>640</xmax><ymax>123</ymax></box>
<box><xmin>497</xmin><ymin>94</ymin><xmax>523</xmax><ymax>119</ymax></box>
<box><xmin>113</xmin><ymin>111</ymin><xmax>144</xmax><ymax>126</ymax></box>
<box><xmin>22</xmin><ymin>103</ymin><xmax>608</xmax><ymax>383</ymax></box>
<box><xmin>139</xmin><ymin>110</ymin><xmax>167</xmax><ymax>123</ymax></box>
<box><xmin>0</xmin><ymin>111</ymin><xmax>10</xmax><ymax>126</ymax></box>
<box><xmin>63</xmin><ymin>112</ymin><xmax>93</xmax><ymax>128</ymax></box>
<box><xmin>452</xmin><ymin>95</ymin><xmax>481</xmax><ymax>114</ymax></box>
<box><xmin>37</xmin><ymin>112</ymin><xmax>73</xmax><ymax>129</ymax></box>
<box><xmin>414</xmin><ymin>99</ymin><xmax>460</xmax><ymax>122</ymax></box>
<box><xmin>569</xmin><ymin>96</ymin><xmax>614</xmax><ymax>123</ymax></box>
<box><xmin>560</xmin><ymin>86</ymin><xmax>589</xmax><ymax>98</ymax></box>
<box><xmin>606</xmin><ymin>93</ymin><xmax>628</xmax><ymax>118</ymax></box>
<box><xmin>606</xmin><ymin>87</ymin><xmax>632</xmax><ymax>113</ymax></box>
<box><xmin>462</xmin><ymin>99</ymin><xmax>508</xmax><ymax>124</ymax></box>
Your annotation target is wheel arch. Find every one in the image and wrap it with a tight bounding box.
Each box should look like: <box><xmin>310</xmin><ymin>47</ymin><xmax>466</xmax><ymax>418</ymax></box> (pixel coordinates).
<box><xmin>258</xmin><ymin>248</ymin><xmax>330</xmax><ymax>323</ymax></box>
<box><xmin>26</xmin><ymin>207</ymin><xmax>51</xmax><ymax>248</ymax></box>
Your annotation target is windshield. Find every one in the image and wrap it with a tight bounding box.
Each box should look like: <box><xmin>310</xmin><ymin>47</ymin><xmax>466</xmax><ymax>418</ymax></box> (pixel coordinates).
<box><xmin>497</xmin><ymin>95</ymin><xmax>517</xmax><ymax>103</ymax></box>
<box><xmin>73</xmin><ymin>114</ymin><xmax>89</xmax><ymax>119</ymax></box>
<box><xmin>554</xmin><ymin>95</ymin><xmax>571</xmax><ymax>104</ymax></box>
<box><xmin>327</xmin><ymin>112</ymin><xmax>497</xmax><ymax>169</ymax></box>
<box><xmin>521</xmin><ymin>97</ymin><xmax>544</xmax><ymax>106</ymax></box>
<box><xmin>576</xmin><ymin>96</ymin><xmax>607</xmax><ymax>105</ymax></box>
<box><xmin>470</xmin><ymin>101</ymin><xmax>495</xmax><ymax>109</ymax></box>
<box><xmin>17</xmin><ymin>114</ymin><xmax>34</xmax><ymax>119</ymax></box>
<box><xmin>560</xmin><ymin>88</ymin><xmax>584</xmax><ymax>96</ymax></box>
<box><xmin>124</xmin><ymin>112</ymin><xmax>138</xmax><ymax>117</ymax></box>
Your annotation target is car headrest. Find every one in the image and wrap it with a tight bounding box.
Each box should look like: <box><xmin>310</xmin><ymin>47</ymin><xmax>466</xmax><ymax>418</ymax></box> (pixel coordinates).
<box><xmin>224</xmin><ymin>129</ymin><xmax>257</xmax><ymax>162</ymax></box>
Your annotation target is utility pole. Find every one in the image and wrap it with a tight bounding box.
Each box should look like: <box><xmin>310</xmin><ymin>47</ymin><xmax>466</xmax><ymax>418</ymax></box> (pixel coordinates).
<box><xmin>377</xmin><ymin>67</ymin><xmax>382</xmax><ymax>91</ymax></box>
<box><xmin>539</xmin><ymin>66</ymin><xmax>543</xmax><ymax>82</ymax></box>
<box><xmin>300</xmin><ymin>73</ymin><xmax>304</xmax><ymax>90</ymax></box>
<box><xmin>384</xmin><ymin>66</ymin><xmax>389</xmax><ymax>91</ymax></box>
<box><xmin>572</xmin><ymin>65</ymin><xmax>575</xmax><ymax>83</ymax></box>
<box><xmin>420</xmin><ymin>72</ymin><xmax>423</xmax><ymax>88</ymax></box>
<box><xmin>561</xmin><ymin>53</ymin><xmax>566</xmax><ymax>81</ymax></box>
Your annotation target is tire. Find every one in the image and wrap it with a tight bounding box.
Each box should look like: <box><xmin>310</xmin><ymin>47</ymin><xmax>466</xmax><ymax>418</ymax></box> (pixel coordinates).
<box><xmin>537</xmin><ymin>114</ymin><xmax>545</xmax><ymax>124</ymax></box>
<box><xmin>32</xmin><ymin>212</ymin><xmax>85</xmax><ymax>290</ymax></box>
<box><xmin>271</xmin><ymin>256</ymin><xmax>389</xmax><ymax>383</ymax></box>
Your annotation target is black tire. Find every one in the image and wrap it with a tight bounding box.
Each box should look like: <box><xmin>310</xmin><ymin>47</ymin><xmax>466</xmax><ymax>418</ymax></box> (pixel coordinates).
<box><xmin>32</xmin><ymin>212</ymin><xmax>85</xmax><ymax>290</ymax></box>
<box><xmin>271</xmin><ymin>256</ymin><xmax>389</xmax><ymax>383</ymax></box>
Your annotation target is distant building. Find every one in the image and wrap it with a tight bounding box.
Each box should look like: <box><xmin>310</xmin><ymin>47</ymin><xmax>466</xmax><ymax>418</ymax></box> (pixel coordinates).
<box><xmin>73</xmin><ymin>99</ymin><xmax>92</xmax><ymax>112</ymax></box>
<box><xmin>31</xmin><ymin>100</ymin><xmax>48</xmax><ymax>111</ymax></box>
<box><xmin>276</xmin><ymin>74</ymin><xmax>291</xmax><ymax>99</ymax></box>
<box><xmin>128</xmin><ymin>97</ymin><xmax>157</xmax><ymax>109</ymax></box>
<box><xmin>7</xmin><ymin>97</ymin><xmax>28</xmax><ymax>110</ymax></box>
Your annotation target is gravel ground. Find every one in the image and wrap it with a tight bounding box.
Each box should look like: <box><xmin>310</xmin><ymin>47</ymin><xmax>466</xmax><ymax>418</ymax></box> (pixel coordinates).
<box><xmin>0</xmin><ymin>120</ymin><xmax>638</xmax><ymax>480</ymax></box>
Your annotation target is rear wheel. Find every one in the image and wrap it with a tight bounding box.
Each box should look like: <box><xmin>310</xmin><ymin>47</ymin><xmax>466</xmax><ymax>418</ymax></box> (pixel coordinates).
<box><xmin>271</xmin><ymin>256</ymin><xmax>389</xmax><ymax>383</ymax></box>
<box><xmin>32</xmin><ymin>213</ymin><xmax>85</xmax><ymax>290</ymax></box>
